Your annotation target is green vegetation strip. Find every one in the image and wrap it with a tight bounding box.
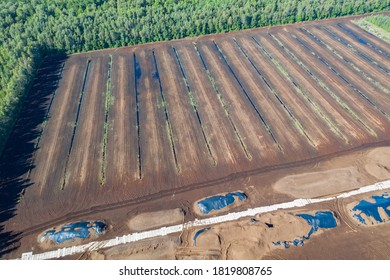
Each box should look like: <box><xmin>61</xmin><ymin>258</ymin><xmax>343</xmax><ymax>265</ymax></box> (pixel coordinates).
<box><xmin>269</xmin><ymin>33</ymin><xmax>376</xmax><ymax>137</ymax></box>
<box><xmin>320</xmin><ymin>26</ymin><xmax>390</xmax><ymax>74</ymax></box>
<box><xmin>100</xmin><ymin>56</ymin><xmax>112</xmax><ymax>185</ymax></box>
<box><xmin>243</xmin><ymin>37</ymin><xmax>316</xmax><ymax>147</ymax></box>
<box><xmin>193</xmin><ymin>43</ymin><xmax>251</xmax><ymax>160</ymax></box>
<box><xmin>288</xmin><ymin>31</ymin><xmax>389</xmax><ymax>121</ymax></box>
<box><xmin>213</xmin><ymin>40</ymin><xmax>282</xmax><ymax>151</ymax></box>
<box><xmin>300</xmin><ymin>27</ymin><xmax>390</xmax><ymax>95</ymax></box>
<box><xmin>172</xmin><ymin>47</ymin><xmax>216</xmax><ymax>166</ymax></box>
<box><xmin>152</xmin><ymin>50</ymin><xmax>180</xmax><ymax>173</ymax></box>
<box><xmin>244</xmin><ymin>37</ymin><xmax>347</xmax><ymax>144</ymax></box>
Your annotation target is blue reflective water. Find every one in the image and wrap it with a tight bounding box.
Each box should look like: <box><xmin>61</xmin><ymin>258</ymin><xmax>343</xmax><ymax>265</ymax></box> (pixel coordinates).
<box><xmin>351</xmin><ymin>193</ymin><xmax>390</xmax><ymax>225</ymax></box>
<box><xmin>297</xmin><ymin>211</ymin><xmax>337</xmax><ymax>239</ymax></box>
<box><xmin>193</xmin><ymin>227</ymin><xmax>211</xmax><ymax>246</ymax></box>
<box><xmin>197</xmin><ymin>192</ymin><xmax>247</xmax><ymax>214</ymax></box>
<box><xmin>273</xmin><ymin>211</ymin><xmax>337</xmax><ymax>248</ymax></box>
<box><xmin>338</xmin><ymin>24</ymin><xmax>368</xmax><ymax>45</ymax></box>
<box><xmin>41</xmin><ymin>221</ymin><xmax>106</xmax><ymax>244</ymax></box>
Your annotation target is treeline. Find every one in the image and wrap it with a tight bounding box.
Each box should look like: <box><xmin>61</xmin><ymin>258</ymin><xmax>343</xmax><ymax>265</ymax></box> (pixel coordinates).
<box><xmin>365</xmin><ymin>14</ymin><xmax>390</xmax><ymax>31</ymax></box>
<box><xmin>1</xmin><ymin>0</ymin><xmax>389</xmax><ymax>153</ymax></box>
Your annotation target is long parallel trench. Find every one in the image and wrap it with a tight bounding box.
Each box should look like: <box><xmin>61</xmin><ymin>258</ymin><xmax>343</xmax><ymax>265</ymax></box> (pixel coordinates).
<box><xmin>7</xmin><ymin>19</ymin><xmax>390</xmax><ymax>240</ymax></box>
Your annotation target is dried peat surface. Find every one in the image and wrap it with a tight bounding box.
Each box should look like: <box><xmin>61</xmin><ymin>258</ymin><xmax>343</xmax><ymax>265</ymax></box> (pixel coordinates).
<box><xmin>1</xmin><ymin>13</ymin><xmax>390</xmax><ymax>259</ymax></box>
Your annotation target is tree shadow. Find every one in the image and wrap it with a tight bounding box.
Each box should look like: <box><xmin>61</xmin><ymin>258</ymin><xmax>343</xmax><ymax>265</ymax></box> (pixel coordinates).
<box><xmin>0</xmin><ymin>54</ymin><xmax>67</xmax><ymax>259</ymax></box>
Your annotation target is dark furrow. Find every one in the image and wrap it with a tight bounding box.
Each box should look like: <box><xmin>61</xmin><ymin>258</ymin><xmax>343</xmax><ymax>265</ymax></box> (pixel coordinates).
<box><xmin>336</xmin><ymin>23</ymin><xmax>390</xmax><ymax>60</ymax></box>
<box><xmin>245</xmin><ymin>37</ymin><xmax>316</xmax><ymax>147</ymax></box>
<box><xmin>212</xmin><ymin>40</ymin><xmax>282</xmax><ymax>151</ymax></box>
<box><xmin>320</xmin><ymin>26</ymin><xmax>390</xmax><ymax>74</ymax></box>
<box><xmin>268</xmin><ymin>33</ymin><xmax>376</xmax><ymax>137</ymax></box>
<box><xmin>152</xmin><ymin>50</ymin><xmax>180</xmax><ymax>173</ymax></box>
<box><xmin>192</xmin><ymin>42</ymin><xmax>251</xmax><ymax>160</ymax></box>
<box><xmin>172</xmin><ymin>47</ymin><xmax>216</xmax><ymax>166</ymax></box>
<box><xmin>100</xmin><ymin>56</ymin><xmax>112</xmax><ymax>186</ymax></box>
<box><xmin>61</xmin><ymin>59</ymin><xmax>91</xmax><ymax>190</ymax></box>
<box><xmin>26</xmin><ymin>63</ymin><xmax>65</xmax><ymax>180</ymax></box>
<box><xmin>300</xmin><ymin>27</ymin><xmax>390</xmax><ymax>95</ymax></box>
<box><xmin>243</xmin><ymin>37</ymin><xmax>346</xmax><ymax>144</ymax></box>
<box><xmin>133</xmin><ymin>53</ymin><xmax>142</xmax><ymax>179</ymax></box>
<box><xmin>289</xmin><ymin>30</ymin><xmax>389</xmax><ymax>120</ymax></box>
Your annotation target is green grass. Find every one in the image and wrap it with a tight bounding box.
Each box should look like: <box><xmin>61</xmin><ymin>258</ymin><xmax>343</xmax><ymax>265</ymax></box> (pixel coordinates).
<box><xmin>356</xmin><ymin>14</ymin><xmax>390</xmax><ymax>42</ymax></box>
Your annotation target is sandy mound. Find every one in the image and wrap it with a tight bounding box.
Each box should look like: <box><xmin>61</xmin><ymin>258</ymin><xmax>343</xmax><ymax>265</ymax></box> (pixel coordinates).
<box><xmin>128</xmin><ymin>208</ymin><xmax>184</xmax><ymax>231</ymax></box>
<box><xmin>365</xmin><ymin>147</ymin><xmax>390</xmax><ymax>180</ymax></box>
<box><xmin>178</xmin><ymin>210</ymin><xmax>334</xmax><ymax>260</ymax></box>
<box><xmin>273</xmin><ymin>167</ymin><xmax>362</xmax><ymax>198</ymax></box>
<box><xmin>90</xmin><ymin>235</ymin><xmax>179</xmax><ymax>260</ymax></box>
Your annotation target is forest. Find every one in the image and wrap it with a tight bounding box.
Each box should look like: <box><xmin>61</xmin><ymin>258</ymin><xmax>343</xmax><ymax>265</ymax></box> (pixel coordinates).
<box><xmin>0</xmin><ymin>0</ymin><xmax>389</xmax><ymax>153</ymax></box>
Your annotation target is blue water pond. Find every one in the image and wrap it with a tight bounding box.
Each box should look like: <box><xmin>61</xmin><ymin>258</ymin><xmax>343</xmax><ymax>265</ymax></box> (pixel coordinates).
<box><xmin>197</xmin><ymin>192</ymin><xmax>247</xmax><ymax>214</ymax></box>
<box><xmin>273</xmin><ymin>211</ymin><xmax>337</xmax><ymax>248</ymax></box>
<box><xmin>351</xmin><ymin>193</ymin><xmax>390</xmax><ymax>225</ymax></box>
<box><xmin>41</xmin><ymin>221</ymin><xmax>106</xmax><ymax>244</ymax></box>
<box><xmin>193</xmin><ymin>227</ymin><xmax>211</xmax><ymax>246</ymax></box>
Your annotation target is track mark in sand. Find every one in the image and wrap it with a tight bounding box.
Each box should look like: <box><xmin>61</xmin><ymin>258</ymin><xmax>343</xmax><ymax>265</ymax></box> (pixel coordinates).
<box><xmin>269</xmin><ymin>33</ymin><xmax>377</xmax><ymax>137</ymax></box>
<box><xmin>336</xmin><ymin>198</ymin><xmax>359</xmax><ymax>232</ymax></box>
<box><xmin>100</xmin><ymin>56</ymin><xmax>112</xmax><ymax>186</ymax></box>
<box><xmin>192</xmin><ymin>42</ymin><xmax>251</xmax><ymax>160</ymax></box>
<box><xmin>288</xmin><ymin>30</ymin><xmax>390</xmax><ymax>122</ymax></box>
<box><xmin>26</xmin><ymin>63</ymin><xmax>65</xmax><ymax>180</ymax></box>
<box><xmin>172</xmin><ymin>47</ymin><xmax>216</xmax><ymax>166</ymax></box>
<box><xmin>237</xmin><ymin>37</ymin><xmax>316</xmax><ymax>148</ymax></box>
<box><xmin>133</xmin><ymin>53</ymin><xmax>142</xmax><ymax>179</ymax></box>
<box><xmin>212</xmin><ymin>40</ymin><xmax>282</xmax><ymax>152</ymax></box>
<box><xmin>60</xmin><ymin>60</ymin><xmax>91</xmax><ymax>190</ymax></box>
<box><xmin>152</xmin><ymin>50</ymin><xmax>180</xmax><ymax>173</ymax></box>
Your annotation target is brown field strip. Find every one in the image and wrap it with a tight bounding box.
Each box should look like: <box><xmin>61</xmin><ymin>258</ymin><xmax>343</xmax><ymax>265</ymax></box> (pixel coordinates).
<box><xmin>105</xmin><ymin>54</ymin><xmax>139</xmax><ymax>188</ymax></box>
<box><xmin>274</xmin><ymin>31</ymin><xmax>386</xmax><ymax>137</ymax></box>
<box><xmin>2</xmin><ymin>14</ymin><xmax>390</xmax><ymax>258</ymax></box>
<box><xmin>293</xmin><ymin>29</ymin><xmax>390</xmax><ymax>117</ymax></box>
<box><xmin>172</xmin><ymin>43</ymin><xmax>245</xmax><ymax>168</ymax></box>
<box><xmin>325</xmin><ymin>24</ymin><xmax>390</xmax><ymax>73</ymax></box>
<box><xmin>302</xmin><ymin>26</ymin><xmax>390</xmax><ymax>91</ymax></box>
<box><xmin>63</xmin><ymin>57</ymin><xmax>108</xmax><ymax>209</ymax></box>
